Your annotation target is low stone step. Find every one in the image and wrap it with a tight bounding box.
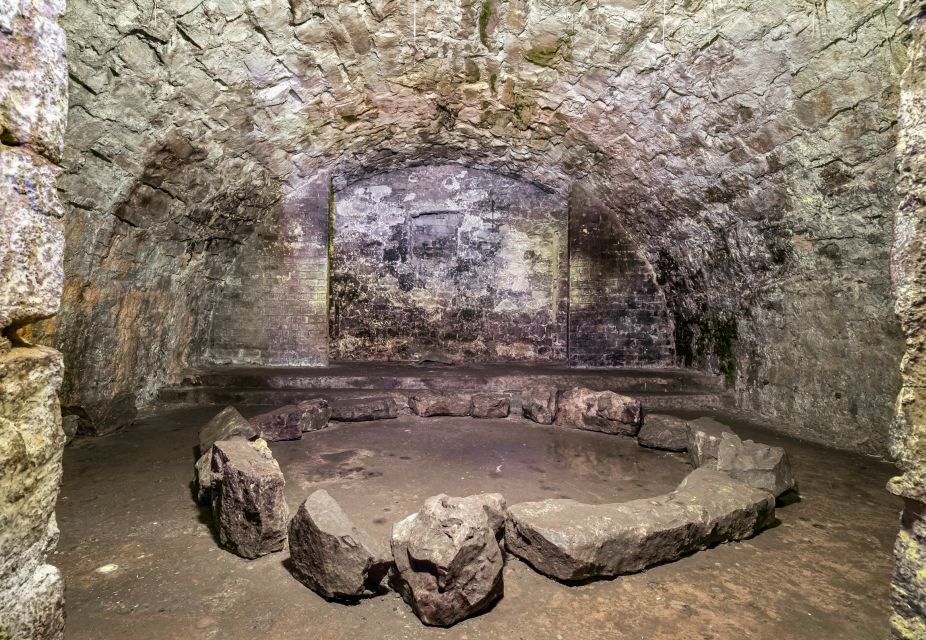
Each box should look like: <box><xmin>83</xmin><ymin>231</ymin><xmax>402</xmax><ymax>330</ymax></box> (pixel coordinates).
<box><xmin>175</xmin><ymin>363</ymin><xmax>727</xmax><ymax>395</ymax></box>
<box><xmin>156</xmin><ymin>386</ymin><xmax>733</xmax><ymax>414</ymax></box>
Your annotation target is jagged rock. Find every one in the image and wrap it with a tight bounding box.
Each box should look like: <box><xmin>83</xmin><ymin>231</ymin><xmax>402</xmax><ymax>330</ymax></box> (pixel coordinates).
<box><xmin>409</xmin><ymin>392</ymin><xmax>472</xmax><ymax>417</ymax></box>
<box><xmin>505</xmin><ymin>468</ymin><xmax>774</xmax><ymax>582</ymax></box>
<box><xmin>330</xmin><ymin>397</ymin><xmax>398</xmax><ymax>422</ymax></box>
<box><xmin>195</xmin><ymin>406</ymin><xmax>260</xmax><ymax>504</ymax></box>
<box><xmin>288</xmin><ymin>490</ymin><xmax>391</xmax><ymax>600</ymax></box>
<box><xmin>555</xmin><ymin>387</ymin><xmax>643</xmax><ymax>436</ymax></box>
<box><xmin>715</xmin><ymin>434</ymin><xmax>796</xmax><ymax>497</ymax></box>
<box><xmin>522</xmin><ymin>385</ymin><xmax>558</xmax><ymax>425</ymax></box>
<box><xmin>686</xmin><ymin>417</ymin><xmax>735</xmax><ymax>468</ymax></box>
<box><xmin>249</xmin><ymin>399</ymin><xmax>330</xmax><ymax>441</ymax></box>
<box><xmin>472</xmin><ymin>393</ymin><xmax>510</xmax><ymax>419</ymax></box>
<box><xmin>199</xmin><ymin>406</ymin><xmax>257</xmax><ymax>454</ymax></box>
<box><xmin>637</xmin><ymin>414</ymin><xmax>689</xmax><ymax>451</ymax></box>
<box><xmin>211</xmin><ymin>439</ymin><xmax>288</xmax><ymax>559</ymax></box>
<box><xmin>391</xmin><ymin>494</ymin><xmax>507</xmax><ymax>626</ymax></box>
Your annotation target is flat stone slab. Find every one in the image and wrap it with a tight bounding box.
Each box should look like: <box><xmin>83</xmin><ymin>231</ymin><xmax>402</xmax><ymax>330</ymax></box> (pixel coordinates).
<box><xmin>288</xmin><ymin>490</ymin><xmax>391</xmax><ymax>600</ymax></box>
<box><xmin>555</xmin><ymin>387</ymin><xmax>643</xmax><ymax>436</ymax></box>
<box><xmin>505</xmin><ymin>468</ymin><xmax>775</xmax><ymax>582</ymax></box>
<box><xmin>198</xmin><ymin>406</ymin><xmax>257</xmax><ymax>454</ymax></box>
<box><xmin>330</xmin><ymin>397</ymin><xmax>398</xmax><ymax>422</ymax></box>
<box><xmin>249</xmin><ymin>399</ymin><xmax>330</xmax><ymax>441</ymax></box>
<box><xmin>472</xmin><ymin>393</ymin><xmax>510</xmax><ymax>419</ymax></box>
<box><xmin>409</xmin><ymin>392</ymin><xmax>472</xmax><ymax>417</ymax></box>
<box><xmin>211</xmin><ymin>439</ymin><xmax>288</xmax><ymax>559</ymax></box>
<box><xmin>392</xmin><ymin>493</ymin><xmax>506</xmax><ymax>627</ymax></box>
<box><xmin>522</xmin><ymin>385</ymin><xmax>558</xmax><ymax>424</ymax></box>
<box><xmin>637</xmin><ymin>414</ymin><xmax>689</xmax><ymax>451</ymax></box>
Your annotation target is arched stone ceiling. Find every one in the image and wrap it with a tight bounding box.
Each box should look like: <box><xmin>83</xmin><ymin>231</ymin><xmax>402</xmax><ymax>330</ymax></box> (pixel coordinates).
<box><xmin>43</xmin><ymin>0</ymin><xmax>906</xmax><ymax>453</ymax></box>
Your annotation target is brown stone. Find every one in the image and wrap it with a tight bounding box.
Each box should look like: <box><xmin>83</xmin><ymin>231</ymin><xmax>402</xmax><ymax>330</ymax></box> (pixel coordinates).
<box><xmin>555</xmin><ymin>387</ymin><xmax>643</xmax><ymax>436</ymax></box>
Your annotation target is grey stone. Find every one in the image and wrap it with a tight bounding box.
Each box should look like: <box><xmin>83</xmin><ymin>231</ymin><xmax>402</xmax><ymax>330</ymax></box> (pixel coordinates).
<box><xmin>716</xmin><ymin>434</ymin><xmax>796</xmax><ymax>497</ymax></box>
<box><xmin>61</xmin><ymin>415</ymin><xmax>79</xmax><ymax>446</ymax></box>
<box><xmin>0</xmin><ymin>348</ymin><xmax>65</xmax><ymax>640</ymax></box>
<box><xmin>505</xmin><ymin>468</ymin><xmax>774</xmax><ymax>582</ymax></box>
<box><xmin>637</xmin><ymin>414</ymin><xmax>689</xmax><ymax>451</ymax></box>
<box><xmin>249</xmin><ymin>399</ymin><xmax>330</xmax><ymax>441</ymax></box>
<box><xmin>288</xmin><ymin>490</ymin><xmax>391</xmax><ymax>600</ymax></box>
<box><xmin>199</xmin><ymin>406</ymin><xmax>257</xmax><ymax>454</ymax></box>
<box><xmin>686</xmin><ymin>417</ymin><xmax>735</xmax><ymax>468</ymax></box>
<box><xmin>522</xmin><ymin>385</ymin><xmax>558</xmax><ymax>425</ymax></box>
<box><xmin>391</xmin><ymin>494</ymin><xmax>507</xmax><ymax>627</ymax></box>
<box><xmin>249</xmin><ymin>399</ymin><xmax>329</xmax><ymax>441</ymax></box>
<box><xmin>330</xmin><ymin>397</ymin><xmax>398</xmax><ymax>422</ymax></box>
<box><xmin>555</xmin><ymin>387</ymin><xmax>643</xmax><ymax>436</ymax></box>
<box><xmin>211</xmin><ymin>439</ymin><xmax>288</xmax><ymax>559</ymax></box>
<box><xmin>409</xmin><ymin>392</ymin><xmax>472</xmax><ymax>417</ymax></box>
<box><xmin>472</xmin><ymin>393</ymin><xmax>510</xmax><ymax>419</ymax></box>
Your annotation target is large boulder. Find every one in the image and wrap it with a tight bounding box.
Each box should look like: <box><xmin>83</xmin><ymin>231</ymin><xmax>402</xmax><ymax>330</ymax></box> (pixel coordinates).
<box><xmin>409</xmin><ymin>392</ymin><xmax>472</xmax><ymax>417</ymax></box>
<box><xmin>199</xmin><ymin>406</ymin><xmax>257</xmax><ymax>454</ymax></box>
<box><xmin>330</xmin><ymin>397</ymin><xmax>398</xmax><ymax>422</ymax></box>
<box><xmin>685</xmin><ymin>417</ymin><xmax>734</xmax><ymax>468</ymax></box>
<box><xmin>715</xmin><ymin>435</ymin><xmax>796</xmax><ymax>497</ymax></box>
<box><xmin>637</xmin><ymin>414</ymin><xmax>689</xmax><ymax>451</ymax></box>
<box><xmin>249</xmin><ymin>399</ymin><xmax>330</xmax><ymax>441</ymax></box>
<box><xmin>522</xmin><ymin>385</ymin><xmax>558</xmax><ymax>424</ymax></box>
<box><xmin>194</xmin><ymin>407</ymin><xmax>259</xmax><ymax>505</ymax></box>
<box><xmin>211</xmin><ymin>439</ymin><xmax>289</xmax><ymax>559</ymax></box>
<box><xmin>391</xmin><ymin>494</ymin><xmax>506</xmax><ymax>626</ymax></box>
<box><xmin>472</xmin><ymin>393</ymin><xmax>510</xmax><ymax>419</ymax></box>
<box><xmin>288</xmin><ymin>490</ymin><xmax>391</xmax><ymax>600</ymax></box>
<box><xmin>505</xmin><ymin>468</ymin><xmax>774</xmax><ymax>582</ymax></box>
<box><xmin>555</xmin><ymin>387</ymin><xmax>643</xmax><ymax>436</ymax></box>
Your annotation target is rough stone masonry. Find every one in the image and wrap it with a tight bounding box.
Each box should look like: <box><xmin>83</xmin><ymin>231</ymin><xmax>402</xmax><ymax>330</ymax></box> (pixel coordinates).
<box><xmin>31</xmin><ymin>0</ymin><xmax>906</xmax><ymax>459</ymax></box>
<box><xmin>0</xmin><ymin>0</ymin><xmax>68</xmax><ymax>637</ymax></box>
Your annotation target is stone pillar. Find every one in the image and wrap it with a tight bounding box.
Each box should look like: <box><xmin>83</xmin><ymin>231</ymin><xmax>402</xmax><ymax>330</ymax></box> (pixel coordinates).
<box><xmin>0</xmin><ymin>0</ymin><xmax>68</xmax><ymax>638</ymax></box>
<box><xmin>891</xmin><ymin>3</ymin><xmax>926</xmax><ymax>638</ymax></box>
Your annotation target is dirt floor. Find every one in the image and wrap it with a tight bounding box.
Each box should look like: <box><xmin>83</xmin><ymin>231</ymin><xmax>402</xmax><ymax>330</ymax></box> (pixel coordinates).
<box><xmin>55</xmin><ymin>406</ymin><xmax>901</xmax><ymax>640</ymax></box>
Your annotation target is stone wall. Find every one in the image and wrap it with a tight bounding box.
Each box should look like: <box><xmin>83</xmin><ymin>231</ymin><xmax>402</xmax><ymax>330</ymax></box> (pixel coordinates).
<box><xmin>568</xmin><ymin>182</ymin><xmax>675</xmax><ymax>367</ymax></box>
<box><xmin>204</xmin><ymin>173</ymin><xmax>329</xmax><ymax>366</ymax></box>
<box><xmin>331</xmin><ymin>165</ymin><xmax>568</xmax><ymax>362</ymax></box>
<box><xmin>46</xmin><ymin>0</ymin><xmax>906</xmax><ymax>453</ymax></box>
<box><xmin>0</xmin><ymin>0</ymin><xmax>67</xmax><ymax>637</ymax></box>
<box><xmin>889</xmin><ymin>3</ymin><xmax>926</xmax><ymax>637</ymax></box>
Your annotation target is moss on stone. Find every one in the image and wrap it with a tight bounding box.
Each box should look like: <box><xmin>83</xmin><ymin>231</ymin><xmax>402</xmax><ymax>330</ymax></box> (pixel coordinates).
<box><xmin>478</xmin><ymin>0</ymin><xmax>493</xmax><ymax>48</ymax></box>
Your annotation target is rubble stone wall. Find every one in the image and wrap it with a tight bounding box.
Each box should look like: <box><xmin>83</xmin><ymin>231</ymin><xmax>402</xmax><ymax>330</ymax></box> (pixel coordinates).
<box><xmin>0</xmin><ymin>0</ymin><xmax>68</xmax><ymax>636</ymax></box>
<box><xmin>42</xmin><ymin>0</ymin><xmax>906</xmax><ymax>453</ymax></box>
<box><xmin>890</xmin><ymin>3</ymin><xmax>926</xmax><ymax>637</ymax></box>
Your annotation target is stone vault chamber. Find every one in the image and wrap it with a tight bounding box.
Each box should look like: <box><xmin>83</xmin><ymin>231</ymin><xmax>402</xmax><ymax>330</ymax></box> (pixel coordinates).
<box><xmin>4</xmin><ymin>0</ymin><xmax>926</xmax><ymax>637</ymax></box>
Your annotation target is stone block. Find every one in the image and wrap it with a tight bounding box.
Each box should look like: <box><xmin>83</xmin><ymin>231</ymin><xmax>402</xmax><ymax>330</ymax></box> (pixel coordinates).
<box><xmin>288</xmin><ymin>490</ymin><xmax>391</xmax><ymax>600</ymax></box>
<box><xmin>409</xmin><ymin>392</ymin><xmax>472</xmax><ymax>417</ymax></box>
<box><xmin>472</xmin><ymin>393</ymin><xmax>510</xmax><ymax>419</ymax></box>
<box><xmin>330</xmin><ymin>397</ymin><xmax>398</xmax><ymax>422</ymax></box>
<box><xmin>392</xmin><ymin>494</ymin><xmax>507</xmax><ymax>626</ymax></box>
<box><xmin>555</xmin><ymin>387</ymin><xmax>643</xmax><ymax>436</ymax></box>
<box><xmin>211</xmin><ymin>438</ymin><xmax>288</xmax><ymax>559</ymax></box>
<box><xmin>522</xmin><ymin>385</ymin><xmax>558</xmax><ymax>425</ymax></box>
<box><xmin>637</xmin><ymin>414</ymin><xmax>689</xmax><ymax>451</ymax></box>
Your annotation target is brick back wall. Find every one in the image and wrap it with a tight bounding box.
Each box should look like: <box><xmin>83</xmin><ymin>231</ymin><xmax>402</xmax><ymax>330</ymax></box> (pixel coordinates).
<box><xmin>203</xmin><ymin>173</ymin><xmax>330</xmax><ymax>366</ymax></box>
<box><xmin>331</xmin><ymin>165</ymin><xmax>569</xmax><ymax>362</ymax></box>
<box><xmin>568</xmin><ymin>184</ymin><xmax>676</xmax><ymax>367</ymax></box>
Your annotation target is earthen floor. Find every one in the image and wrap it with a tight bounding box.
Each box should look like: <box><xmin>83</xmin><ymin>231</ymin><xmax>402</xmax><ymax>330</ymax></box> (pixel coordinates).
<box><xmin>57</xmin><ymin>406</ymin><xmax>899</xmax><ymax>639</ymax></box>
